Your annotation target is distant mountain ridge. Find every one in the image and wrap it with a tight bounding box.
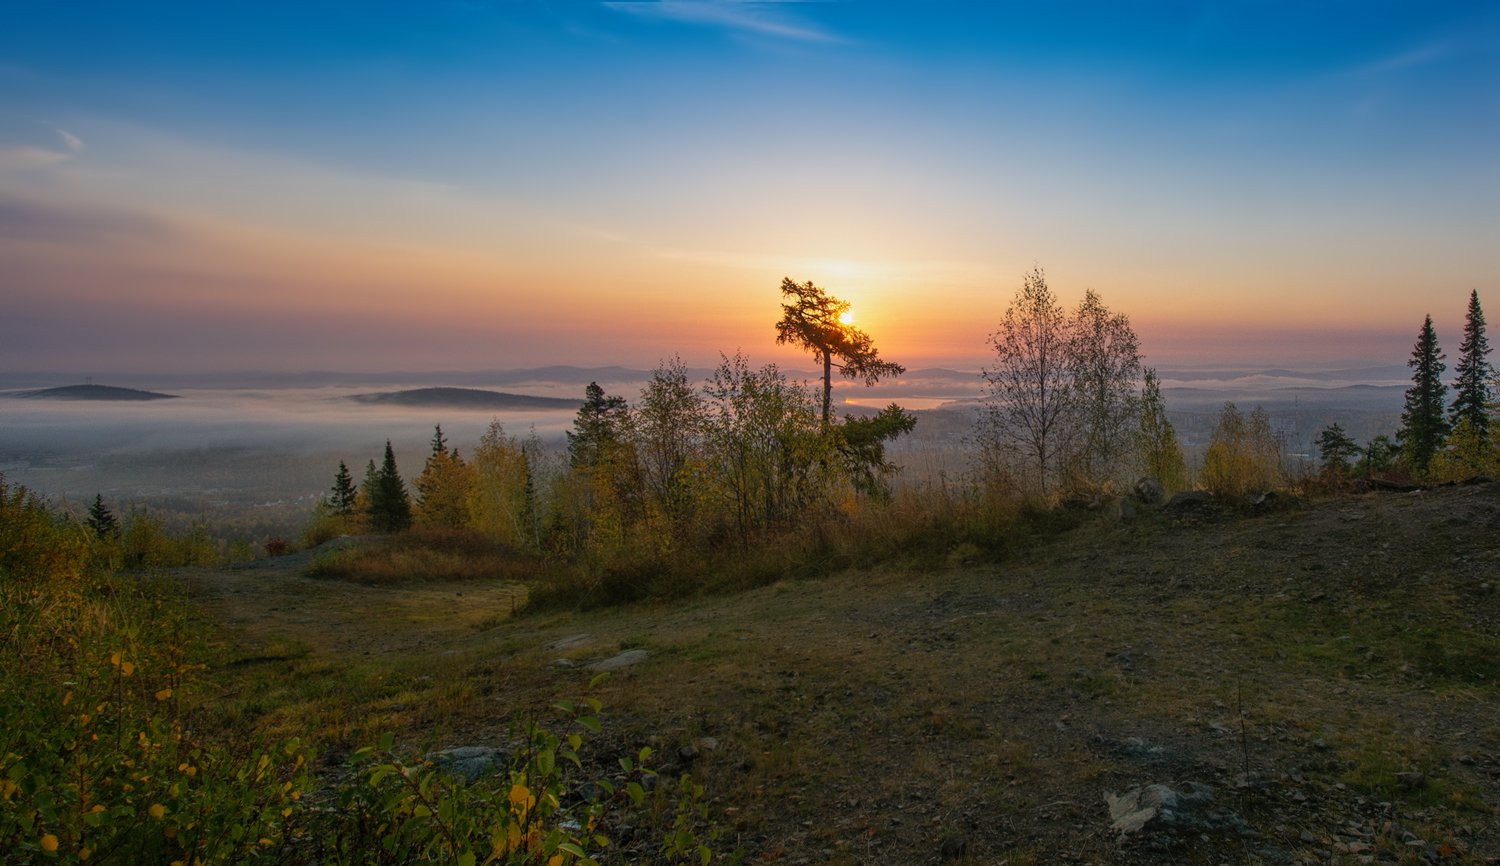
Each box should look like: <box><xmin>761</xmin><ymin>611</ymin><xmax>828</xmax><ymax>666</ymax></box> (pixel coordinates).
<box><xmin>349</xmin><ymin>387</ymin><xmax>581</xmax><ymax>410</ymax></box>
<box><xmin>13</xmin><ymin>384</ymin><xmax>178</xmax><ymax>401</ymax></box>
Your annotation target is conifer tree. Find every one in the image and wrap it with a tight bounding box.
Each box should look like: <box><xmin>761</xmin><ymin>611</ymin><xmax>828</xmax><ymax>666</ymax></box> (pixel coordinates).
<box><xmin>1314</xmin><ymin>422</ymin><xmax>1359</xmax><ymax>477</ymax></box>
<box><xmin>1450</xmin><ymin>290</ymin><xmax>1491</xmax><ymax>436</ymax></box>
<box><xmin>1397</xmin><ymin>315</ymin><xmax>1449</xmax><ymax>478</ymax></box>
<box><xmin>330</xmin><ymin>461</ymin><xmax>358</xmax><ymax>516</ymax></box>
<box><xmin>776</xmin><ymin>277</ymin><xmax>905</xmax><ymax>425</ymax></box>
<box><xmin>567</xmin><ymin>382</ymin><xmax>629</xmax><ymax>470</ymax></box>
<box><xmin>86</xmin><ymin>493</ymin><xmax>119</xmax><ymax>538</ymax></box>
<box><xmin>415</xmin><ymin>425</ymin><xmax>474</xmax><ymax>529</ymax></box>
<box><xmin>365</xmin><ymin>441</ymin><xmax>412</xmax><ymax>533</ymax></box>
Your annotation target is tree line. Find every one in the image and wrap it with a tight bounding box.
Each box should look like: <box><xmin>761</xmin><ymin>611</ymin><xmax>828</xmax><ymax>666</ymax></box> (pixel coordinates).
<box><xmin>1316</xmin><ymin>290</ymin><xmax>1493</xmax><ymax>483</ymax></box>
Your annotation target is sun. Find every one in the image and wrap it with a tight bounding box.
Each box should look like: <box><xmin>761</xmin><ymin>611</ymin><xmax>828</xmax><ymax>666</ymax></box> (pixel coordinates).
<box><xmin>838</xmin><ymin>312</ymin><xmax>854</xmax><ymax>325</ymax></box>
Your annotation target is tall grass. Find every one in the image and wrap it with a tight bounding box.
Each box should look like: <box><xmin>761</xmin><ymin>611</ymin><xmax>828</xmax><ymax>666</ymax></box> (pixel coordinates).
<box><xmin>305</xmin><ymin>528</ymin><xmax>542</xmax><ymax>586</ymax></box>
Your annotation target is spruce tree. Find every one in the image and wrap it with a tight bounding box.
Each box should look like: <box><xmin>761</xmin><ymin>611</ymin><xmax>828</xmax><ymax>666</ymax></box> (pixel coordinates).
<box><xmin>1397</xmin><ymin>315</ymin><xmax>1449</xmax><ymax>478</ymax></box>
<box><xmin>365</xmin><ymin>441</ymin><xmax>412</xmax><ymax>533</ymax></box>
<box><xmin>86</xmin><ymin>493</ymin><xmax>119</xmax><ymax>538</ymax></box>
<box><xmin>330</xmin><ymin>461</ymin><xmax>358</xmax><ymax>515</ymax></box>
<box><xmin>1450</xmin><ymin>290</ymin><xmax>1491</xmax><ymax>436</ymax></box>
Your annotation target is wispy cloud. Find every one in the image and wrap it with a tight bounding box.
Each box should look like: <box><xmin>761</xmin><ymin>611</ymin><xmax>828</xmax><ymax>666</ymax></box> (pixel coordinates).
<box><xmin>57</xmin><ymin>129</ymin><xmax>84</xmax><ymax>153</ymax></box>
<box><xmin>1355</xmin><ymin>41</ymin><xmax>1453</xmax><ymax>76</ymax></box>
<box><xmin>0</xmin><ymin>190</ymin><xmax>174</xmax><ymax>243</ymax></box>
<box><xmin>603</xmin><ymin>1</ymin><xmax>839</xmax><ymax>44</ymax></box>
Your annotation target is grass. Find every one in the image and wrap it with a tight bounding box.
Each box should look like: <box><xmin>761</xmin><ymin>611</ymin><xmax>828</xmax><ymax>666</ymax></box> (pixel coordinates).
<box><xmin>167</xmin><ymin>481</ymin><xmax>1500</xmax><ymax>864</ymax></box>
<box><xmin>304</xmin><ymin>527</ymin><xmax>542</xmax><ymax>585</ymax></box>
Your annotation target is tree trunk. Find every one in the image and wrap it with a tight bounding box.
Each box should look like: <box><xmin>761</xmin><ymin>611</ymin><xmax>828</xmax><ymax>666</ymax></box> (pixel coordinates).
<box><xmin>822</xmin><ymin>352</ymin><xmax>832</xmax><ymax>426</ymax></box>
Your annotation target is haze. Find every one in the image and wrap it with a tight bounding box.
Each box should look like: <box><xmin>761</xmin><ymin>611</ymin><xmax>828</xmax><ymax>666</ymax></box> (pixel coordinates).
<box><xmin>3</xmin><ymin>2</ymin><xmax>1497</xmax><ymax>376</ymax></box>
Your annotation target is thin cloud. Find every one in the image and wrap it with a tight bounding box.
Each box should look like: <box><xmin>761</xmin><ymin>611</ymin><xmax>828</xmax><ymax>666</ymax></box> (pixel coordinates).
<box><xmin>603</xmin><ymin>1</ymin><xmax>840</xmax><ymax>44</ymax></box>
<box><xmin>0</xmin><ymin>190</ymin><xmax>174</xmax><ymax>243</ymax></box>
<box><xmin>1355</xmin><ymin>42</ymin><xmax>1453</xmax><ymax>75</ymax></box>
<box><xmin>57</xmin><ymin>129</ymin><xmax>84</xmax><ymax>152</ymax></box>
<box><xmin>0</xmin><ymin>146</ymin><xmax>73</xmax><ymax>171</ymax></box>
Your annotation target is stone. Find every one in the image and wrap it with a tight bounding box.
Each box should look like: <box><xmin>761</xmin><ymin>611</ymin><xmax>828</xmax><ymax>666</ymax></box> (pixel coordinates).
<box><xmin>544</xmin><ymin>634</ymin><xmax>594</xmax><ymax>651</ymax></box>
<box><xmin>1368</xmin><ymin>478</ymin><xmax>1419</xmax><ymax>493</ymax></box>
<box><xmin>1395</xmin><ymin>771</ymin><xmax>1425</xmax><ymax>789</ymax></box>
<box><xmin>1348</xmin><ymin>479</ymin><xmax>1371</xmax><ymax>494</ymax></box>
<box><xmin>1461</xmin><ymin>475</ymin><xmax>1493</xmax><ymax>486</ymax></box>
<box><xmin>427</xmin><ymin>746</ymin><xmax>502</xmax><ymax>783</ymax></box>
<box><xmin>1134</xmin><ymin>476</ymin><xmax>1166</xmax><ymax>505</ymax></box>
<box><xmin>1104</xmin><ymin>782</ymin><xmax>1216</xmax><ymax>835</ymax></box>
<box><xmin>699</xmin><ymin>737</ymin><xmax>720</xmax><ymax>752</ymax></box>
<box><xmin>549</xmin><ymin>658</ymin><xmax>575</xmax><ymax>669</ymax></box>
<box><xmin>679</xmin><ymin>744</ymin><xmax>699</xmax><ymax>761</ymax></box>
<box><xmin>588</xmin><ymin>649</ymin><xmax>649</xmax><ymax>671</ymax></box>
<box><xmin>1164</xmin><ymin>490</ymin><xmax>1212</xmax><ymax>512</ymax></box>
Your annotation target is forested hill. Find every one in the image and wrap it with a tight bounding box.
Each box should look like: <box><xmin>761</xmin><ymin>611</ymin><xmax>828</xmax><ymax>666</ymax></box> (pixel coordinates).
<box><xmin>17</xmin><ymin>384</ymin><xmax>178</xmax><ymax>401</ymax></box>
<box><xmin>349</xmin><ymin>387</ymin><xmax>581</xmax><ymax>410</ymax></box>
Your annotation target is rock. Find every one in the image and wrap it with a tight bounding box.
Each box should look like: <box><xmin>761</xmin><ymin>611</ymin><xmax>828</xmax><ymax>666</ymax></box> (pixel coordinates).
<box><xmin>1395</xmin><ymin>771</ymin><xmax>1425</xmax><ymax>789</ymax></box>
<box><xmin>1134</xmin><ymin>476</ymin><xmax>1166</xmax><ymax>505</ymax></box>
<box><xmin>1347</xmin><ymin>479</ymin><xmax>1371</xmax><ymax>494</ymax></box>
<box><xmin>427</xmin><ymin>746</ymin><xmax>502</xmax><ymax>783</ymax></box>
<box><xmin>549</xmin><ymin>658</ymin><xmax>575</xmax><ymax>668</ymax></box>
<box><xmin>1313</xmin><ymin>739</ymin><xmax>1329</xmax><ymax>751</ymax></box>
<box><xmin>1461</xmin><ymin>475</ymin><xmax>1493</xmax><ymax>486</ymax></box>
<box><xmin>1368</xmin><ymin>478</ymin><xmax>1419</xmax><ymax>493</ymax></box>
<box><xmin>1104</xmin><ymin>782</ymin><xmax>1217</xmax><ymax>835</ymax></box>
<box><xmin>588</xmin><ymin>649</ymin><xmax>649</xmax><ymax>671</ymax></box>
<box><xmin>544</xmin><ymin>634</ymin><xmax>594</xmax><ymax>651</ymax></box>
<box><xmin>939</xmin><ymin>835</ymin><xmax>967</xmax><ymax>858</ymax></box>
<box><xmin>1164</xmin><ymin>490</ymin><xmax>1212</xmax><ymax>512</ymax></box>
<box><xmin>678</xmin><ymin>744</ymin><xmax>700</xmax><ymax>761</ymax></box>
<box><xmin>698</xmin><ymin>737</ymin><xmax>720</xmax><ymax>752</ymax></box>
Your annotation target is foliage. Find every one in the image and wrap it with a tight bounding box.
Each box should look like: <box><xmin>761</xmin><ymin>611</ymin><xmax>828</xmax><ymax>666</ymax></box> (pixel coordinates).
<box><xmin>978</xmin><ymin>269</ymin><xmax>1144</xmax><ymax>495</ymax></box>
<box><xmin>701</xmin><ymin>352</ymin><xmax>836</xmax><ymax>546</ymax></box>
<box><xmin>305</xmin><ymin>529</ymin><xmax>540</xmax><ymax>586</ymax></box>
<box><xmin>118</xmin><ymin>510</ymin><xmax>221</xmax><ymax>570</ymax></box>
<box><xmin>833</xmin><ymin>405</ymin><xmax>917</xmax><ymax>500</ymax></box>
<box><xmin>330</xmin><ymin>461</ymin><xmax>359</xmax><ymax>517</ymax></box>
<box><xmin>302</xmin><ymin>687</ymin><xmax>715</xmax><ymax>866</ymax></box>
<box><xmin>567</xmin><ymin>384</ymin><xmax>629</xmax><ymax>472</ymax></box>
<box><xmin>1429</xmin><ymin>417</ymin><xmax>1493</xmax><ymax>483</ymax></box>
<box><xmin>300</xmin><ymin>503</ymin><xmax>361</xmax><ymax>549</ymax></box>
<box><xmin>414</xmin><ymin>426</ymin><xmax>477</xmax><ymax>531</ymax></box>
<box><xmin>775</xmin><ymin>277</ymin><xmax>905</xmax><ymax>424</ymax></box>
<box><xmin>1449</xmin><ymin>289</ymin><xmax>1491</xmax><ymax>436</ymax></box>
<box><xmin>0</xmin><ymin>473</ymin><xmax>310</xmax><ymax>863</ymax></box>
<box><xmin>365</xmin><ymin>442</ymin><xmax>413</xmax><ymax>534</ymax></box>
<box><xmin>1134</xmin><ymin>368</ymin><xmax>1188</xmax><ymax>493</ymax></box>
<box><xmin>87</xmin><ymin>495</ymin><xmax>119</xmax><ymax>540</ymax></box>
<box><xmin>1352</xmin><ymin>434</ymin><xmax>1399</xmax><ymax>479</ymax></box>
<box><xmin>1315</xmin><ymin>422</ymin><xmax>1360</xmax><ymax>478</ymax></box>
<box><xmin>630</xmin><ymin>357</ymin><xmax>708</xmax><ymax>539</ymax></box>
<box><xmin>469</xmin><ymin>422</ymin><xmax>543</xmax><ymax>552</ymax></box>
<box><xmin>1397</xmin><ymin>315</ymin><xmax>1450</xmax><ymax>479</ymax></box>
<box><xmin>1066</xmin><ymin>288</ymin><xmax>1143</xmax><ymax>483</ymax></box>
<box><xmin>1200</xmin><ymin>402</ymin><xmax>1282</xmax><ymax>497</ymax></box>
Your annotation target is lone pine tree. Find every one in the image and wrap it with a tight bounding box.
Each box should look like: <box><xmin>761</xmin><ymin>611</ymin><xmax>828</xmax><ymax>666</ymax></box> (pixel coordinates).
<box><xmin>1397</xmin><ymin>315</ymin><xmax>1449</xmax><ymax>479</ymax></box>
<box><xmin>775</xmin><ymin>277</ymin><xmax>905</xmax><ymax>425</ymax></box>
<box><xmin>1450</xmin><ymin>290</ymin><xmax>1491</xmax><ymax>436</ymax></box>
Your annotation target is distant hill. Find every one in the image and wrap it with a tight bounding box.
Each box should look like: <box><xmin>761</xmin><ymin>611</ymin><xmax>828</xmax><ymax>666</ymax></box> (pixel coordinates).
<box><xmin>16</xmin><ymin>384</ymin><xmax>178</xmax><ymax>401</ymax></box>
<box><xmin>350</xmin><ymin>387</ymin><xmax>581</xmax><ymax>411</ymax></box>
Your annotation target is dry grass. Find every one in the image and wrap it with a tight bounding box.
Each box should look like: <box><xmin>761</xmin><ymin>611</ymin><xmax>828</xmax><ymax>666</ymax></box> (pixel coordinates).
<box><xmin>305</xmin><ymin>527</ymin><xmax>542</xmax><ymax>585</ymax></box>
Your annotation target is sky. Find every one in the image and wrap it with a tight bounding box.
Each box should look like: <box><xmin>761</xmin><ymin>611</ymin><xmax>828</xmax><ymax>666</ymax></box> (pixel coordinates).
<box><xmin>1</xmin><ymin>1</ymin><xmax>1497</xmax><ymax>375</ymax></box>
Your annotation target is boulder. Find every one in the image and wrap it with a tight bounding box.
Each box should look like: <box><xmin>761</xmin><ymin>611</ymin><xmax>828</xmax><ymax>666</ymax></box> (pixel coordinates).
<box><xmin>544</xmin><ymin>634</ymin><xmax>594</xmax><ymax>651</ymax></box>
<box><xmin>1133</xmin><ymin>476</ymin><xmax>1166</xmax><ymax>505</ymax></box>
<box><xmin>1368</xmin><ymin>478</ymin><xmax>1419</xmax><ymax>493</ymax></box>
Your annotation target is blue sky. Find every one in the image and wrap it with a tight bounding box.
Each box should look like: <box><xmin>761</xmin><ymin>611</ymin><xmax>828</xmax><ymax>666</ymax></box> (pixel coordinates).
<box><xmin>1</xmin><ymin>1</ymin><xmax>1497</xmax><ymax>372</ymax></box>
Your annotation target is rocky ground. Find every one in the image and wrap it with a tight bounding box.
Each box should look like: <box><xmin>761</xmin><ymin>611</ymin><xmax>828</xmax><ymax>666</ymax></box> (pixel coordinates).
<box><xmin>183</xmin><ymin>483</ymin><xmax>1500</xmax><ymax>865</ymax></box>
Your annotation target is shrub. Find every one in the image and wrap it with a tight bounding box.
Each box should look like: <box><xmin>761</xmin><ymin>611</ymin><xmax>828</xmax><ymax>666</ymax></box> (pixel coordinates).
<box><xmin>305</xmin><ymin>528</ymin><xmax>541</xmax><ymax>586</ymax></box>
<box><xmin>0</xmin><ymin>474</ymin><xmax>310</xmax><ymax>861</ymax></box>
<box><xmin>1199</xmin><ymin>402</ymin><xmax>1282</xmax><ymax>498</ymax></box>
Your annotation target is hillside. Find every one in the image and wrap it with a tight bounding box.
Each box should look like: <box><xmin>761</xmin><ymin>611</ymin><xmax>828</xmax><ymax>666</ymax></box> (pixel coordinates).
<box><xmin>182</xmin><ymin>484</ymin><xmax>1500</xmax><ymax>865</ymax></box>
<box><xmin>16</xmin><ymin>383</ymin><xmax>178</xmax><ymax>400</ymax></box>
<box><xmin>349</xmin><ymin>386</ymin><xmax>581</xmax><ymax>410</ymax></box>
